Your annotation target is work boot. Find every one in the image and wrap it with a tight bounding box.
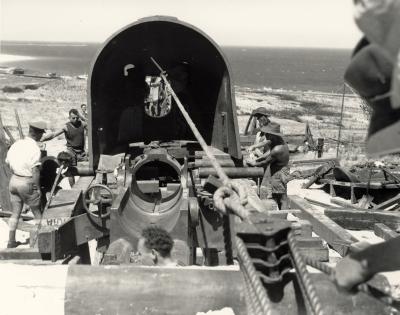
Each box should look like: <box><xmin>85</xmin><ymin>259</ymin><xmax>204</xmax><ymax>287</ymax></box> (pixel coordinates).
<box><xmin>7</xmin><ymin>240</ymin><xmax>21</xmax><ymax>248</ymax></box>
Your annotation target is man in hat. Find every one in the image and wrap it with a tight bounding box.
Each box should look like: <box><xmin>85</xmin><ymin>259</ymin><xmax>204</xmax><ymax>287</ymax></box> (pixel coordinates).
<box><xmin>5</xmin><ymin>120</ymin><xmax>46</xmax><ymax>248</ymax></box>
<box><xmin>247</xmin><ymin>122</ymin><xmax>290</xmax><ymax>209</ymax></box>
<box><xmin>244</xmin><ymin>107</ymin><xmax>271</xmax><ymax>165</ymax></box>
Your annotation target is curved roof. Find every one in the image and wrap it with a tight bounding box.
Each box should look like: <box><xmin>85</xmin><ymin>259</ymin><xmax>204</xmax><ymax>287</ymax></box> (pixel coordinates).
<box><xmin>88</xmin><ymin>16</ymin><xmax>241</xmax><ymax>168</ymax></box>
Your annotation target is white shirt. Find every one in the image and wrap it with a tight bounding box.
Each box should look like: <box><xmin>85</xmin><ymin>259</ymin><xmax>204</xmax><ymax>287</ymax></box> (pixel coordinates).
<box><xmin>6</xmin><ymin>136</ymin><xmax>41</xmax><ymax>177</ymax></box>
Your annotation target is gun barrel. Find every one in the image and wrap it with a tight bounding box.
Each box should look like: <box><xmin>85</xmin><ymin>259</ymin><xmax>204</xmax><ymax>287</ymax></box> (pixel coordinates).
<box><xmin>198</xmin><ymin>167</ymin><xmax>264</xmax><ymax>178</ymax></box>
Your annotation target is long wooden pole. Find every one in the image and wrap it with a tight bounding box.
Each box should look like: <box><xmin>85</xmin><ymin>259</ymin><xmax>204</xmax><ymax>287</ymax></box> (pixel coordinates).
<box><xmin>0</xmin><ymin>113</ymin><xmax>12</xmax><ymax>212</ymax></box>
<box><xmin>14</xmin><ymin>108</ymin><xmax>24</xmax><ymax>139</ymax></box>
<box><xmin>336</xmin><ymin>83</ymin><xmax>346</xmax><ymax>158</ymax></box>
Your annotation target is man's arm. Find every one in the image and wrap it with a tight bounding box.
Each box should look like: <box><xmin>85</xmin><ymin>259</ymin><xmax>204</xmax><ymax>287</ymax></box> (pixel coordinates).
<box><xmin>334</xmin><ymin>237</ymin><xmax>400</xmax><ymax>291</ymax></box>
<box><xmin>247</xmin><ymin>139</ymin><xmax>271</xmax><ymax>152</ymax></box>
<box><xmin>77</xmin><ymin>112</ymin><xmax>87</xmax><ymax>122</ymax></box>
<box><xmin>41</xmin><ymin>128</ymin><xmax>65</xmax><ymax>141</ymax></box>
<box><xmin>249</xmin><ymin>150</ymin><xmax>275</xmax><ymax>167</ymax></box>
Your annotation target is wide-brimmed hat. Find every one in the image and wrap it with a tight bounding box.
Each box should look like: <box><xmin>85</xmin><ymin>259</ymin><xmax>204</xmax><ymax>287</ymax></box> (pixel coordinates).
<box><xmin>252</xmin><ymin>107</ymin><xmax>270</xmax><ymax>117</ymax></box>
<box><xmin>29</xmin><ymin>120</ymin><xmax>47</xmax><ymax>131</ymax></box>
<box><xmin>260</xmin><ymin>122</ymin><xmax>282</xmax><ymax>137</ymax></box>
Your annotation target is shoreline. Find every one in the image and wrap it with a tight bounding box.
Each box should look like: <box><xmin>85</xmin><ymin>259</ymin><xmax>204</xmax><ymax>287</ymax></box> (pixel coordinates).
<box><xmin>0</xmin><ymin>53</ymin><xmax>36</xmax><ymax>63</ymax></box>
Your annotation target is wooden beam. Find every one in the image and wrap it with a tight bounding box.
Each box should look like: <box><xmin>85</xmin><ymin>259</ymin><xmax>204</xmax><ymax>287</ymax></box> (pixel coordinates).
<box><xmin>3</xmin><ymin>126</ymin><xmax>15</xmax><ymax>144</ymax></box>
<box><xmin>0</xmin><ymin>247</ymin><xmax>42</xmax><ymax>260</ymax></box>
<box><xmin>288</xmin><ymin>195</ymin><xmax>358</xmax><ymax>256</ymax></box>
<box><xmin>0</xmin><ymin>112</ymin><xmax>12</xmax><ymax>213</ymax></box>
<box><xmin>14</xmin><ymin>108</ymin><xmax>24</xmax><ymax>139</ymax></box>
<box><xmin>374</xmin><ymin>223</ymin><xmax>399</xmax><ymax>241</ymax></box>
<box><xmin>324</xmin><ymin>209</ymin><xmax>400</xmax><ymax>231</ymax></box>
<box><xmin>330</xmin><ymin>197</ymin><xmax>364</xmax><ymax>210</ymax></box>
<box><xmin>291</xmin><ymin>157</ymin><xmax>339</xmax><ymax>165</ymax></box>
<box><xmin>319</xmin><ymin>179</ymin><xmax>400</xmax><ymax>189</ymax></box>
<box><xmin>304</xmin><ymin>197</ymin><xmax>342</xmax><ymax>209</ymax></box>
<box><xmin>373</xmin><ymin>192</ymin><xmax>400</xmax><ymax>210</ymax></box>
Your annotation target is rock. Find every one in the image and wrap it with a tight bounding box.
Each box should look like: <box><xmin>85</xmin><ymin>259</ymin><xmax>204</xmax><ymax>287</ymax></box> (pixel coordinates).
<box><xmin>2</xmin><ymin>86</ymin><xmax>24</xmax><ymax>93</ymax></box>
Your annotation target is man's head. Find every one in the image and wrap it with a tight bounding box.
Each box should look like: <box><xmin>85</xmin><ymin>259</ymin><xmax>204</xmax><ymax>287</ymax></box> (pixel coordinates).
<box><xmin>261</xmin><ymin>122</ymin><xmax>284</xmax><ymax>146</ymax></box>
<box><xmin>81</xmin><ymin>104</ymin><xmax>87</xmax><ymax>113</ymax></box>
<box><xmin>69</xmin><ymin>109</ymin><xmax>80</xmax><ymax>126</ymax></box>
<box><xmin>28</xmin><ymin>121</ymin><xmax>47</xmax><ymax>141</ymax></box>
<box><xmin>257</xmin><ymin>115</ymin><xmax>270</xmax><ymax>128</ymax></box>
<box><xmin>253</xmin><ymin>107</ymin><xmax>270</xmax><ymax>128</ymax></box>
<box><xmin>137</xmin><ymin>226</ymin><xmax>174</xmax><ymax>265</ymax></box>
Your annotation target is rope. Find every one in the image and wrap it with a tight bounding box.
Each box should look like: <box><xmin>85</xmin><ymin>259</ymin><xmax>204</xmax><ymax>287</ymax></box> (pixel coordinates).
<box><xmin>151</xmin><ymin>57</ymin><xmax>257</xmax><ymax>221</ymax></box>
<box><xmin>287</xmin><ymin>231</ymin><xmax>325</xmax><ymax>315</ymax></box>
<box><xmin>151</xmin><ymin>58</ymin><xmax>274</xmax><ymax>312</ymax></box>
<box><xmin>151</xmin><ymin>57</ymin><xmax>229</xmax><ymax>185</ymax></box>
<box><xmin>303</xmin><ymin>255</ymin><xmax>400</xmax><ymax>309</ymax></box>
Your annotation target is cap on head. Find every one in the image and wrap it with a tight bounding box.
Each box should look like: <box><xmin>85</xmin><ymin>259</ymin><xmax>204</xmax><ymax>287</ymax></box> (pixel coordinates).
<box><xmin>252</xmin><ymin>107</ymin><xmax>269</xmax><ymax>117</ymax></box>
<box><xmin>29</xmin><ymin>120</ymin><xmax>47</xmax><ymax>131</ymax></box>
<box><xmin>261</xmin><ymin>122</ymin><xmax>282</xmax><ymax>137</ymax></box>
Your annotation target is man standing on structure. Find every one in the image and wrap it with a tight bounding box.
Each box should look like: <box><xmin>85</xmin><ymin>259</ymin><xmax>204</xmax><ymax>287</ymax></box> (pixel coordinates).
<box><xmin>6</xmin><ymin>121</ymin><xmax>46</xmax><ymax>248</ymax></box>
<box><xmin>247</xmin><ymin>122</ymin><xmax>290</xmax><ymax>209</ymax></box>
<box><xmin>41</xmin><ymin>109</ymin><xmax>87</xmax><ymax>186</ymax></box>
<box><xmin>42</xmin><ymin>109</ymin><xmax>87</xmax><ymax>165</ymax></box>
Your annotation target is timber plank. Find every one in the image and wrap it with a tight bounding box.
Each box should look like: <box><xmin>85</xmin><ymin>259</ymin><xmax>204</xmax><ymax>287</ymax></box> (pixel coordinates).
<box><xmin>43</xmin><ymin>189</ymin><xmax>83</xmax><ymax>220</ymax></box>
<box><xmin>319</xmin><ymin>179</ymin><xmax>400</xmax><ymax>189</ymax></box>
<box><xmin>291</xmin><ymin>157</ymin><xmax>339</xmax><ymax>165</ymax></box>
<box><xmin>0</xmin><ymin>247</ymin><xmax>42</xmax><ymax>260</ymax></box>
<box><xmin>324</xmin><ymin>209</ymin><xmax>400</xmax><ymax>230</ymax></box>
<box><xmin>373</xmin><ymin>223</ymin><xmax>399</xmax><ymax>241</ymax></box>
<box><xmin>373</xmin><ymin>192</ymin><xmax>400</xmax><ymax>210</ymax></box>
<box><xmin>288</xmin><ymin>195</ymin><xmax>358</xmax><ymax>256</ymax></box>
<box><xmin>72</xmin><ymin>175</ymin><xmax>94</xmax><ymax>191</ymax></box>
<box><xmin>0</xmin><ymin>113</ymin><xmax>12</xmax><ymax>212</ymax></box>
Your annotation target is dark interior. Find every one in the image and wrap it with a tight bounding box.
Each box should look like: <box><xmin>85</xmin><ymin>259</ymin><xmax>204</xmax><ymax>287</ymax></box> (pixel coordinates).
<box><xmin>88</xmin><ymin>17</ymin><xmax>241</xmax><ymax>168</ymax></box>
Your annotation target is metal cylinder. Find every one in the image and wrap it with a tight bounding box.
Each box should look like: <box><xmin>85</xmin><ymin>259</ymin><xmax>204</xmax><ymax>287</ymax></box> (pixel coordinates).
<box><xmin>189</xmin><ymin>159</ymin><xmax>235</xmax><ymax>168</ymax></box>
<box><xmin>117</xmin><ymin>148</ymin><xmax>183</xmax><ymax>238</ymax></box>
<box><xmin>198</xmin><ymin>167</ymin><xmax>264</xmax><ymax>178</ymax></box>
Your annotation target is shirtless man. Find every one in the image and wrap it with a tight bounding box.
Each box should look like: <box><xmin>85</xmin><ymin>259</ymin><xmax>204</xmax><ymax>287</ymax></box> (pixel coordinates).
<box><xmin>41</xmin><ymin>108</ymin><xmax>87</xmax><ymax>166</ymax></box>
<box><xmin>247</xmin><ymin>122</ymin><xmax>290</xmax><ymax>209</ymax></box>
<box><xmin>136</xmin><ymin>226</ymin><xmax>178</xmax><ymax>267</ymax></box>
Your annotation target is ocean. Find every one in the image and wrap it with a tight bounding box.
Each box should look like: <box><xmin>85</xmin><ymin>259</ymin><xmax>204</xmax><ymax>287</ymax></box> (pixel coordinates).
<box><xmin>0</xmin><ymin>41</ymin><xmax>352</xmax><ymax>93</ymax></box>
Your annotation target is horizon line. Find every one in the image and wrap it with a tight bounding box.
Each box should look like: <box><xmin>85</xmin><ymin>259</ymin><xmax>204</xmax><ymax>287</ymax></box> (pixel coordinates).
<box><xmin>0</xmin><ymin>40</ymin><xmax>354</xmax><ymax>50</ymax></box>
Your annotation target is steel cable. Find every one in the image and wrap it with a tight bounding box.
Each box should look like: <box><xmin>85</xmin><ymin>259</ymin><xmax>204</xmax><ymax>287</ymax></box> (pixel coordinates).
<box><xmin>287</xmin><ymin>231</ymin><xmax>325</xmax><ymax>315</ymax></box>
<box><xmin>151</xmin><ymin>58</ymin><xmax>275</xmax><ymax>313</ymax></box>
<box><xmin>236</xmin><ymin>236</ymin><xmax>276</xmax><ymax>315</ymax></box>
<box><xmin>151</xmin><ymin>57</ymin><xmax>267</xmax><ymax>219</ymax></box>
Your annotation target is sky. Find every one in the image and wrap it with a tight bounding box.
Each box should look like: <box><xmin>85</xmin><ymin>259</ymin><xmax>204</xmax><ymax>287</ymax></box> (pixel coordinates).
<box><xmin>0</xmin><ymin>0</ymin><xmax>362</xmax><ymax>48</ymax></box>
